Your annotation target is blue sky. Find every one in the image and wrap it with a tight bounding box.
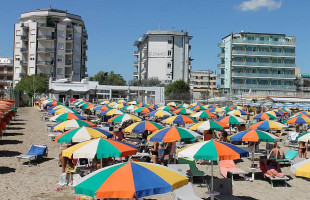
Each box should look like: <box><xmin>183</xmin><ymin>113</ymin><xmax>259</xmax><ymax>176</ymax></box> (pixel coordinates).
<box><xmin>0</xmin><ymin>0</ymin><xmax>309</xmax><ymax>81</ymax></box>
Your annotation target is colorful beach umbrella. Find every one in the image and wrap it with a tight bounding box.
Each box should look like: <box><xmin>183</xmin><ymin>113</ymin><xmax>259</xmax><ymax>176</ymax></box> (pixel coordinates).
<box><xmin>122</xmin><ymin>105</ymin><xmax>138</xmax><ymax>111</ymax></box>
<box><xmin>173</xmin><ymin>108</ymin><xmax>194</xmax><ymax>115</ymax></box>
<box><xmin>55</xmin><ymin>127</ymin><xmax>113</xmax><ymax>143</ymax></box>
<box><xmin>223</xmin><ymin>106</ymin><xmax>235</xmax><ymax>112</ymax></box>
<box><xmin>49</xmin><ymin>113</ymin><xmax>86</xmax><ymax>122</ymax></box>
<box><xmin>248</xmin><ymin>120</ymin><xmax>286</xmax><ymax>131</ymax></box>
<box><xmin>177</xmin><ymin>103</ymin><xmax>191</xmax><ymax>109</ymax></box>
<box><xmin>116</xmin><ymin>99</ymin><xmax>126</xmax><ymax>104</ymax></box>
<box><xmin>217</xmin><ymin>115</ymin><xmax>245</xmax><ymax>125</ymax></box>
<box><xmin>124</xmin><ymin>121</ymin><xmax>164</xmax><ymax>133</ymax></box>
<box><xmin>228</xmin><ymin>129</ymin><xmax>279</xmax><ymax>142</ymax></box>
<box><xmin>227</xmin><ymin>109</ymin><xmax>249</xmax><ymax>116</ymax></box>
<box><xmin>189</xmin><ymin>120</ymin><xmax>225</xmax><ymax>131</ymax></box>
<box><xmin>114</xmin><ymin>103</ymin><xmax>127</xmax><ymax>109</ymax></box>
<box><xmin>205</xmin><ymin>104</ymin><xmax>217</xmax><ymax>108</ymax></box>
<box><xmin>167</xmin><ymin>102</ymin><xmax>178</xmax><ymax>107</ymax></box>
<box><xmin>147</xmin><ymin>110</ymin><xmax>172</xmax><ymax>118</ymax></box>
<box><xmin>100</xmin><ymin>109</ymin><xmax>124</xmax><ymax>116</ymax></box>
<box><xmin>148</xmin><ymin>104</ymin><xmax>159</xmax><ymax>110</ymax></box>
<box><xmin>190</xmin><ymin>105</ymin><xmax>206</xmax><ymax>111</ymax></box>
<box><xmin>52</xmin><ymin>119</ymin><xmax>96</xmax><ymax>131</ymax></box>
<box><xmin>108</xmin><ymin>114</ymin><xmax>142</xmax><ymax>123</ymax></box>
<box><xmin>75</xmin><ymin>162</ymin><xmax>188</xmax><ymax>199</ymax></box>
<box><xmin>191</xmin><ymin>111</ymin><xmax>217</xmax><ymax>119</ymax></box>
<box><xmin>62</xmin><ymin>138</ymin><xmax>137</xmax><ymax>159</ymax></box>
<box><xmin>147</xmin><ymin>127</ymin><xmax>201</xmax><ymax>142</ymax></box>
<box><xmin>191</xmin><ymin>102</ymin><xmax>204</xmax><ymax>107</ymax></box>
<box><xmin>165</xmin><ymin>115</ymin><xmax>196</xmax><ymax>125</ymax></box>
<box><xmin>100</xmin><ymin>100</ymin><xmax>110</xmax><ymax>105</ymax></box>
<box><xmin>134</xmin><ymin>107</ymin><xmax>154</xmax><ymax>114</ymax></box>
<box><xmin>266</xmin><ymin>111</ymin><xmax>283</xmax><ymax>117</ymax></box>
<box><xmin>291</xmin><ymin>159</ymin><xmax>310</xmax><ymax>178</ymax></box>
<box><xmin>285</xmin><ymin>116</ymin><xmax>310</xmax><ymax>125</ymax></box>
<box><xmin>296</xmin><ymin>132</ymin><xmax>310</xmax><ymax>142</ymax></box>
<box><xmin>158</xmin><ymin>106</ymin><xmax>176</xmax><ymax>112</ymax></box>
<box><xmin>93</xmin><ymin>105</ymin><xmax>112</xmax><ymax>111</ymax></box>
<box><xmin>206</xmin><ymin>107</ymin><xmax>223</xmax><ymax>113</ymax></box>
<box><xmin>137</xmin><ymin>102</ymin><xmax>148</xmax><ymax>107</ymax></box>
<box><xmin>128</xmin><ymin>101</ymin><xmax>140</xmax><ymax>105</ymax></box>
<box><xmin>253</xmin><ymin>113</ymin><xmax>277</xmax><ymax>121</ymax></box>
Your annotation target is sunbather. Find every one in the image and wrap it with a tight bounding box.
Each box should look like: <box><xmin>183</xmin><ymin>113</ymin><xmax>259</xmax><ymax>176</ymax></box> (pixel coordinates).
<box><xmin>65</xmin><ymin>159</ymin><xmax>76</xmax><ymax>185</ymax></box>
<box><xmin>265</xmin><ymin>159</ymin><xmax>284</xmax><ymax>178</ymax></box>
<box><xmin>268</xmin><ymin>142</ymin><xmax>284</xmax><ymax>160</ymax></box>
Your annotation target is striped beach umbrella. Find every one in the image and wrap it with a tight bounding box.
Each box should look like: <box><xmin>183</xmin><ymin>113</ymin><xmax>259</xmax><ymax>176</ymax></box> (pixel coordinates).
<box><xmin>114</xmin><ymin>103</ymin><xmax>127</xmax><ymax>109</ymax></box>
<box><xmin>206</xmin><ymin>107</ymin><xmax>223</xmax><ymax>113</ymax></box>
<box><xmin>158</xmin><ymin>106</ymin><xmax>176</xmax><ymax>112</ymax></box>
<box><xmin>285</xmin><ymin>116</ymin><xmax>310</xmax><ymax>125</ymax></box>
<box><xmin>253</xmin><ymin>113</ymin><xmax>277</xmax><ymax>121</ymax></box>
<box><xmin>148</xmin><ymin>104</ymin><xmax>159</xmax><ymax>110</ymax></box>
<box><xmin>266</xmin><ymin>111</ymin><xmax>283</xmax><ymax>117</ymax></box>
<box><xmin>191</xmin><ymin>102</ymin><xmax>204</xmax><ymax>107</ymax></box>
<box><xmin>55</xmin><ymin>127</ymin><xmax>113</xmax><ymax>143</ymax></box>
<box><xmin>291</xmin><ymin>159</ymin><xmax>310</xmax><ymax>178</ymax></box>
<box><xmin>173</xmin><ymin>108</ymin><xmax>194</xmax><ymax>115</ymax></box>
<box><xmin>296</xmin><ymin>132</ymin><xmax>310</xmax><ymax>142</ymax></box>
<box><xmin>100</xmin><ymin>101</ymin><xmax>110</xmax><ymax>105</ymax></box>
<box><xmin>62</xmin><ymin>138</ymin><xmax>137</xmax><ymax>159</ymax></box>
<box><xmin>134</xmin><ymin>107</ymin><xmax>154</xmax><ymax>114</ymax></box>
<box><xmin>205</xmin><ymin>104</ymin><xmax>217</xmax><ymax>108</ymax></box>
<box><xmin>50</xmin><ymin>107</ymin><xmax>78</xmax><ymax>115</ymax></box>
<box><xmin>228</xmin><ymin>129</ymin><xmax>279</xmax><ymax>142</ymax></box>
<box><xmin>223</xmin><ymin>106</ymin><xmax>235</xmax><ymax>112</ymax></box>
<box><xmin>49</xmin><ymin>113</ymin><xmax>86</xmax><ymax>122</ymax></box>
<box><xmin>148</xmin><ymin>126</ymin><xmax>200</xmax><ymax>142</ymax></box>
<box><xmin>100</xmin><ymin>109</ymin><xmax>124</xmax><ymax>116</ymax></box>
<box><xmin>93</xmin><ymin>105</ymin><xmax>112</xmax><ymax>111</ymax></box>
<box><xmin>124</xmin><ymin>121</ymin><xmax>164</xmax><ymax>133</ymax></box>
<box><xmin>147</xmin><ymin>110</ymin><xmax>172</xmax><ymax>118</ymax></box>
<box><xmin>217</xmin><ymin>115</ymin><xmax>245</xmax><ymax>125</ymax></box>
<box><xmin>137</xmin><ymin>102</ymin><xmax>148</xmax><ymax>107</ymax></box>
<box><xmin>52</xmin><ymin>119</ymin><xmax>96</xmax><ymax>131</ymax></box>
<box><xmin>191</xmin><ymin>111</ymin><xmax>217</xmax><ymax>119</ymax></box>
<box><xmin>167</xmin><ymin>102</ymin><xmax>178</xmax><ymax>107</ymax></box>
<box><xmin>108</xmin><ymin>114</ymin><xmax>142</xmax><ymax>123</ymax></box>
<box><xmin>227</xmin><ymin>109</ymin><xmax>249</xmax><ymax>116</ymax></box>
<box><xmin>249</xmin><ymin>120</ymin><xmax>286</xmax><ymax>131</ymax></box>
<box><xmin>165</xmin><ymin>115</ymin><xmax>196</xmax><ymax>125</ymax></box>
<box><xmin>116</xmin><ymin>99</ymin><xmax>126</xmax><ymax>104</ymax></box>
<box><xmin>128</xmin><ymin>101</ymin><xmax>140</xmax><ymax>105</ymax></box>
<box><xmin>177</xmin><ymin>103</ymin><xmax>191</xmax><ymax>109</ymax></box>
<box><xmin>190</xmin><ymin>105</ymin><xmax>206</xmax><ymax>111</ymax></box>
<box><xmin>122</xmin><ymin>105</ymin><xmax>138</xmax><ymax>111</ymax></box>
<box><xmin>293</xmin><ymin>111</ymin><xmax>310</xmax><ymax>116</ymax></box>
<box><xmin>75</xmin><ymin>162</ymin><xmax>188</xmax><ymax>199</ymax></box>
<box><xmin>189</xmin><ymin>120</ymin><xmax>226</xmax><ymax>131</ymax></box>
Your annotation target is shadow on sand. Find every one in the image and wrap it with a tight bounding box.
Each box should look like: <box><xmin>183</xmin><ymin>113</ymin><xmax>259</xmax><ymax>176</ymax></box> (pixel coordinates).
<box><xmin>6</xmin><ymin>127</ymin><xmax>25</xmax><ymax>130</ymax></box>
<box><xmin>9</xmin><ymin>122</ymin><xmax>26</xmax><ymax>126</ymax></box>
<box><xmin>3</xmin><ymin>132</ymin><xmax>24</xmax><ymax>136</ymax></box>
<box><xmin>0</xmin><ymin>139</ymin><xmax>23</xmax><ymax>145</ymax></box>
<box><xmin>0</xmin><ymin>150</ymin><xmax>21</xmax><ymax>157</ymax></box>
<box><xmin>0</xmin><ymin>166</ymin><xmax>16</xmax><ymax>174</ymax></box>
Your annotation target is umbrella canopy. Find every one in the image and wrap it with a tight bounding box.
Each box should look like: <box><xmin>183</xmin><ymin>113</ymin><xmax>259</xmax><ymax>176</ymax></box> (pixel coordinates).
<box><xmin>100</xmin><ymin>109</ymin><xmax>124</xmax><ymax>116</ymax></box>
<box><xmin>75</xmin><ymin>161</ymin><xmax>188</xmax><ymax>199</ymax></box>
<box><xmin>217</xmin><ymin>115</ymin><xmax>245</xmax><ymax>125</ymax></box>
<box><xmin>100</xmin><ymin>100</ymin><xmax>110</xmax><ymax>105</ymax></box>
<box><xmin>93</xmin><ymin>105</ymin><xmax>112</xmax><ymax>111</ymax></box>
<box><xmin>122</xmin><ymin>105</ymin><xmax>138</xmax><ymax>111</ymax></box>
<box><xmin>291</xmin><ymin>159</ymin><xmax>310</xmax><ymax>178</ymax></box>
<box><xmin>134</xmin><ymin>107</ymin><xmax>154</xmax><ymax>114</ymax></box>
<box><xmin>206</xmin><ymin>107</ymin><xmax>223</xmax><ymax>113</ymax></box>
<box><xmin>223</xmin><ymin>106</ymin><xmax>235</xmax><ymax>112</ymax></box>
<box><xmin>293</xmin><ymin>111</ymin><xmax>310</xmax><ymax>116</ymax></box>
<box><xmin>165</xmin><ymin>115</ymin><xmax>196</xmax><ymax>125</ymax></box>
<box><xmin>108</xmin><ymin>114</ymin><xmax>142</xmax><ymax>123</ymax></box>
<box><xmin>147</xmin><ymin>127</ymin><xmax>201</xmax><ymax>142</ymax></box>
<box><xmin>191</xmin><ymin>111</ymin><xmax>217</xmax><ymax>119</ymax></box>
<box><xmin>296</xmin><ymin>132</ymin><xmax>310</xmax><ymax>142</ymax></box>
<box><xmin>227</xmin><ymin>109</ymin><xmax>249</xmax><ymax>116</ymax></box>
<box><xmin>137</xmin><ymin>102</ymin><xmax>148</xmax><ymax>107</ymax></box>
<box><xmin>253</xmin><ymin>113</ymin><xmax>277</xmax><ymax>121</ymax></box>
<box><xmin>228</xmin><ymin>130</ymin><xmax>279</xmax><ymax>142</ymax></box>
<box><xmin>205</xmin><ymin>104</ymin><xmax>217</xmax><ymax>108</ymax></box>
<box><xmin>116</xmin><ymin>99</ymin><xmax>126</xmax><ymax>104</ymax></box>
<box><xmin>0</xmin><ymin>105</ymin><xmax>12</xmax><ymax>111</ymax></box>
<box><xmin>191</xmin><ymin>102</ymin><xmax>204</xmax><ymax>107</ymax></box>
<box><xmin>55</xmin><ymin>127</ymin><xmax>113</xmax><ymax>143</ymax></box>
<box><xmin>285</xmin><ymin>116</ymin><xmax>310</xmax><ymax>125</ymax></box>
<box><xmin>124</xmin><ymin>121</ymin><xmax>164</xmax><ymax>133</ymax></box>
<box><xmin>190</xmin><ymin>105</ymin><xmax>206</xmax><ymax>111</ymax></box>
<box><xmin>148</xmin><ymin>104</ymin><xmax>159</xmax><ymax>110</ymax></box>
<box><xmin>52</xmin><ymin>119</ymin><xmax>96</xmax><ymax>131</ymax></box>
<box><xmin>114</xmin><ymin>103</ymin><xmax>127</xmax><ymax>109</ymax></box>
<box><xmin>248</xmin><ymin>120</ymin><xmax>286</xmax><ymax>131</ymax></box>
<box><xmin>50</xmin><ymin>107</ymin><xmax>77</xmax><ymax>114</ymax></box>
<box><xmin>177</xmin><ymin>140</ymin><xmax>249</xmax><ymax>161</ymax></box>
<box><xmin>107</xmin><ymin>102</ymin><xmax>117</xmax><ymax>107</ymax></box>
<box><xmin>46</xmin><ymin>101</ymin><xmax>58</xmax><ymax>106</ymax></box>
<box><xmin>266</xmin><ymin>111</ymin><xmax>283</xmax><ymax>117</ymax></box>
<box><xmin>173</xmin><ymin>108</ymin><xmax>194</xmax><ymax>115</ymax></box>
<box><xmin>86</xmin><ymin>104</ymin><xmax>98</xmax><ymax>110</ymax></box>
<box><xmin>49</xmin><ymin>113</ymin><xmax>86</xmax><ymax>122</ymax></box>
<box><xmin>48</xmin><ymin>105</ymin><xmax>63</xmax><ymax>110</ymax></box>
<box><xmin>128</xmin><ymin>100</ymin><xmax>140</xmax><ymax>105</ymax></box>
<box><xmin>147</xmin><ymin>110</ymin><xmax>172</xmax><ymax>118</ymax></box>
<box><xmin>177</xmin><ymin>103</ymin><xmax>191</xmax><ymax>109</ymax></box>
<box><xmin>189</xmin><ymin>120</ymin><xmax>225</xmax><ymax>131</ymax></box>
<box><xmin>62</xmin><ymin>138</ymin><xmax>137</xmax><ymax>159</ymax></box>
<box><xmin>158</xmin><ymin>106</ymin><xmax>176</xmax><ymax>111</ymax></box>
<box><xmin>167</xmin><ymin>102</ymin><xmax>178</xmax><ymax>107</ymax></box>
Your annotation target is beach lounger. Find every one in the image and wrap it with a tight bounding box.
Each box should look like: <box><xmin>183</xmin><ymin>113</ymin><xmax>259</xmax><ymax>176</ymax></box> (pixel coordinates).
<box><xmin>16</xmin><ymin>145</ymin><xmax>48</xmax><ymax>166</ymax></box>
<box><xmin>173</xmin><ymin>182</ymin><xmax>202</xmax><ymax>200</ymax></box>
<box><xmin>178</xmin><ymin>158</ymin><xmax>206</xmax><ymax>183</ymax></box>
<box><xmin>259</xmin><ymin>160</ymin><xmax>289</xmax><ymax>187</ymax></box>
<box><xmin>277</xmin><ymin>150</ymin><xmax>298</xmax><ymax>163</ymax></box>
<box><xmin>218</xmin><ymin>160</ymin><xmax>247</xmax><ymax>181</ymax></box>
<box><xmin>168</xmin><ymin>164</ymin><xmax>193</xmax><ymax>182</ymax></box>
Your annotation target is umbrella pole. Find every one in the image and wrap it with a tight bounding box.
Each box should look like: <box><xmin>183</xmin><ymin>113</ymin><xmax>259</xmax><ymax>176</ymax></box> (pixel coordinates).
<box><xmin>101</xmin><ymin>158</ymin><xmax>103</xmax><ymax>169</ymax></box>
<box><xmin>206</xmin><ymin>160</ymin><xmax>219</xmax><ymax>200</ymax></box>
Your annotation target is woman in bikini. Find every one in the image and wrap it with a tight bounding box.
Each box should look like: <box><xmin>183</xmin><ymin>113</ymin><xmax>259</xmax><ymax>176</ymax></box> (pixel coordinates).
<box><xmin>299</xmin><ymin>141</ymin><xmax>308</xmax><ymax>158</ymax></box>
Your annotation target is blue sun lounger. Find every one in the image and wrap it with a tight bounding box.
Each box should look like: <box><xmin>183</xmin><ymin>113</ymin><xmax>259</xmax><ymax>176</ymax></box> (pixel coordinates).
<box><xmin>16</xmin><ymin>145</ymin><xmax>48</xmax><ymax>166</ymax></box>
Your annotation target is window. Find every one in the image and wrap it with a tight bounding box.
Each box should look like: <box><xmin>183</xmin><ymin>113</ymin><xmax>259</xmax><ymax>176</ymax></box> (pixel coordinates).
<box><xmin>16</xmin><ymin>30</ymin><xmax>21</xmax><ymax>36</ymax></box>
<box><xmin>15</xmin><ymin>42</ymin><xmax>21</xmax><ymax>48</ymax></box>
<box><xmin>58</xmin><ymin>43</ymin><xmax>64</xmax><ymax>50</ymax></box>
<box><xmin>167</xmin><ymin>63</ymin><xmax>172</xmax><ymax>68</ymax></box>
<box><xmin>57</xmin><ymin>68</ymin><xmax>63</xmax><ymax>75</ymax></box>
<box><xmin>260</xmin><ymin>37</ymin><xmax>264</xmax><ymax>41</ymax></box>
<box><xmin>57</xmin><ymin>55</ymin><xmax>63</xmax><ymax>62</ymax></box>
<box><xmin>30</xmin><ymin>54</ymin><xmax>35</xmax><ymax>61</ymax></box>
<box><xmin>30</xmin><ymin>42</ymin><xmax>35</xmax><ymax>48</ymax></box>
<box><xmin>274</xmin><ymin>38</ymin><xmax>279</xmax><ymax>41</ymax></box>
<box><xmin>15</xmin><ymin>55</ymin><xmax>20</xmax><ymax>61</ymax></box>
<box><xmin>30</xmin><ymin>29</ymin><xmax>36</xmax><ymax>35</ymax></box>
<box><xmin>58</xmin><ymin>30</ymin><xmax>64</xmax><ymax>38</ymax></box>
<box><xmin>168</xmin><ymin>40</ymin><xmax>172</xmax><ymax>44</ymax></box>
<box><xmin>168</xmin><ymin>50</ymin><xmax>172</xmax><ymax>56</ymax></box>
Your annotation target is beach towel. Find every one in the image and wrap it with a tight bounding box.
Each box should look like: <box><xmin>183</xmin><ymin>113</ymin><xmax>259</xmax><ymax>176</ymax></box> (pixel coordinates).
<box><xmin>219</xmin><ymin>160</ymin><xmax>242</xmax><ymax>178</ymax></box>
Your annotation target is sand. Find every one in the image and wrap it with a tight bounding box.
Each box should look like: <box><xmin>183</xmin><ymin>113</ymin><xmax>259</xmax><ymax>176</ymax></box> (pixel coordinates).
<box><xmin>0</xmin><ymin>107</ymin><xmax>309</xmax><ymax>200</ymax></box>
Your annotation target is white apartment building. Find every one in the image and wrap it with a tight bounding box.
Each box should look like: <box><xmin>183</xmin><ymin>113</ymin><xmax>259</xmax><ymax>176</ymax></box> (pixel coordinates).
<box><xmin>133</xmin><ymin>30</ymin><xmax>192</xmax><ymax>84</ymax></box>
<box><xmin>0</xmin><ymin>57</ymin><xmax>13</xmax><ymax>89</ymax></box>
<box><xmin>190</xmin><ymin>70</ymin><xmax>218</xmax><ymax>99</ymax></box>
<box><xmin>13</xmin><ymin>8</ymin><xmax>88</xmax><ymax>86</ymax></box>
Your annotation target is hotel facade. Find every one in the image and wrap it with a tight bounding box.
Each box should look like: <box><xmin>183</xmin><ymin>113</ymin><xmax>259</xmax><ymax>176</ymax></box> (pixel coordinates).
<box><xmin>13</xmin><ymin>8</ymin><xmax>88</xmax><ymax>86</ymax></box>
<box><xmin>133</xmin><ymin>30</ymin><xmax>192</xmax><ymax>84</ymax></box>
<box><xmin>218</xmin><ymin>32</ymin><xmax>297</xmax><ymax>95</ymax></box>
<box><xmin>0</xmin><ymin>57</ymin><xmax>13</xmax><ymax>89</ymax></box>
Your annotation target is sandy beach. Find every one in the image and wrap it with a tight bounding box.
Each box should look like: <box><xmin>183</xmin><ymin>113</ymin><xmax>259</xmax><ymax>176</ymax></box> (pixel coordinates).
<box><xmin>0</xmin><ymin>107</ymin><xmax>309</xmax><ymax>200</ymax></box>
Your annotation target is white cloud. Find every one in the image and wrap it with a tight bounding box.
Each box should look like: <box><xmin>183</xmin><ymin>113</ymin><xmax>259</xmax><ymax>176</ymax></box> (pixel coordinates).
<box><xmin>237</xmin><ymin>0</ymin><xmax>282</xmax><ymax>11</ymax></box>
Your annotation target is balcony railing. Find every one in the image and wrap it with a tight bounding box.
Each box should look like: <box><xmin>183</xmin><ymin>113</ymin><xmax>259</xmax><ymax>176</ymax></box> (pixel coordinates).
<box><xmin>133</xmin><ymin>51</ymin><xmax>139</xmax><ymax>56</ymax></box>
<box><xmin>232</xmin><ymin>61</ymin><xmax>296</xmax><ymax>67</ymax></box>
<box><xmin>218</xmin><ymin>42</ymin><xmax>225</xmax><ymax>47</ymax></box>
<box><xmin>232</xmin><ymin>73</ymin><xmax>296</xmax><ymax>78</ymax></box>
<box><xmin>38</xmin><ymin>23</ymin><xmax>56</xmax><ymax>28</ymax></box>
<box><xmin>232</xmin><ymin>50</ymin><xmax>295</xmax><ymax>57</ymax></box>
<box><xmin>133</xmin><ymin>61</ymin><xmax>138</xmax><ymax>66</ymax></box>
<box><xmin>20</xmin><ymin>60</ymin><xmax>28</xmax><ymax>65</ymax></box>
<box><xmin>232</xmin><ymin>39</ymin><xmax>295</xmax><ymax>46</ymax></box>
<box><xmin>217</xmin><ymin>64</ymin><xmax>225</xmax><ymax>68</ymax></box>
<box><xmin>37</xmin><ymin>48</ymin><xmax>55</xmax><ymax>53</ymax></box>
<box><xmin>20</xmin><ymin>48</ymin><xmax>28</xmax><ymax>52</ymax></box>
<box><xmin>299</xmin><ymin>87</ymin><xmax>310</xmax><ymax>91</ymax></box>
<box><xmin>65</xmin><ymin>74</ymin><xmax>71</xmax><ymax>78</ymax></box>
<box><xmin>233</xmin><ymin>84</ymin><xmax>296</xmax><ymax>90</ymax></box>
<box><xmin>83</xmin><ymin>44</ymin><xmax>88</xmax><ymax>49</ymax></box>
<box><xmin>37</xmin><ymin>61</ymin><xmax>53</xmax><ymax>65</ymax></box>
<box><xmin>66</xmin><ymin>49</ymin><xmax>73</xmax><ymax>53</ymax></box>
<box><xmin>217</xmin><ymin>53</ymin><xmax>225</xmax><ymax>57</ymax></box>
<box><xmin>20</xmin><ymin>35</ymin><xmax>28</xmax><ymax>40</ymax></box>
<box><xmin>65</xmin><ymin>62</ymin><xmax>72</xmax><ymax>66</ymax></box>
<box><xmin>133</xmin><ymin>72</ymin><xmax>138</xmax><ymax>76</ymax></box>
<box><xmin>66</xmin><ymin>37</ymin><xmax>73</xmax><ymax>41</ymax></box>
<box><xmin>37</xmin><ymin>35</ymin><xmax>55</xmax><ymax>40</ymax></box>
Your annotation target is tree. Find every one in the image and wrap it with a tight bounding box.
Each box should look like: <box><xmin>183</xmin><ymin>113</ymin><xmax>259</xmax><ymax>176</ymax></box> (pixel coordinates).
<box><xmin>89</xmin><ymin>71</ymin><xmax>126</xmax><ymax>86</ymax></box>
<box><xmin>129</xmin><ymin>77</ymin><xmax>163</xmax><ymax>87</ymax></box>
<box><xmin>165</xmin><ymin>80</ymin><xmax>190</xmax><ymax>101</ymax></box>
<box><xmin>15</xmin><ymin>74</ymin><xmax>49</xmax><ymax>98</ymax></box>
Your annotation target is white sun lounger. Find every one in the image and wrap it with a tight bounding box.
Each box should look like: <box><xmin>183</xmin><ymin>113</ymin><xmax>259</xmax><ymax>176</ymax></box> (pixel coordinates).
<box><xmin>173</xmin><ymin>182</ymin><xmax>202</xmax><ymax>200</ymax></box>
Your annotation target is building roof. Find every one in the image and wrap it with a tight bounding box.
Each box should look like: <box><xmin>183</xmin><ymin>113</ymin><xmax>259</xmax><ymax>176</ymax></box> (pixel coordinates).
<box><xmin>20</xmin><ymin>8</ymin><xmax>83</xmax><ymax>21</ymax></box>
<box><xmin>222</xmin><ymin>32</ymin><xmax>294</xmax><ymax>40</ymax></box>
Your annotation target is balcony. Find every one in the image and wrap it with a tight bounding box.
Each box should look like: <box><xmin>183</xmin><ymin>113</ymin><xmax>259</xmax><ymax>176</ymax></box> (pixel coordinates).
<box><xmin>133</xmin><ymin>61</ymin><xmax>138</xmax><ymax>66</ymax></box>
<box><xmin>38</xmin><ymin>22</ymin><xmax>56</xmax><ymax>28</ymax></box>
<box><xmin>65</xmin><ymin>74</ymin><xmax>71</xmax><ymax>78</ymax></box>
<box><xmin>83</xmin><ymin>30</ymin><xmax>88</xmax><ymax>39</ymax></box>
<box><xmin>233</xmin><ymin>84</ymin><xmax>296</xmax><ymax>90</ymax></box>
<box><xmin>37</xmin><ymin>48</ymin><xmax>55</xmax><ymax>53</ymax></box>
<box><xmin>37</xmin><ymin>35</ymin><xmax>55</xmax><ymax>40</ymax></box>
<box><xmin>65</xmin><ymin>62</ymin><xmax>72</xmax><ymax>66</ymax></box>
<box><xmin>133</xmin><ymin>72</ymin><xmax>138</xmax><ymax>77</ymax></box>
<box><xmin>37</xmin><ymin>61</ymin><xmax>53</xmax><ymax>66</ymax></box>
<box><xmin>218</xmin><ymin>74</ymin><xmax>225</xmax><ymax>79</ymax></box>
<box><xmin>83</xmin><ymin>44</ymin><xmax>88</xmax><ymax>49</ymax></box>
<box><xmin>20</xmin><ymin>60</ymin><xmax>28</xmax><ymax>65</ymax></box>
<box><xmin>20</xmin><ymin>35</ymin><xmax>28</xmax><ymax>40</ymax></box>
<box><xmin>65</xmin><ymin>49</ymin><xmax>73</xmax><ymax>54</ymax></box>
<box><xmin>232</xmin><ymin>73</ymin><xmax>296</xmax><ymax>79</ymax></box>
<box><xmin>133</xmin><ymin>51</ymin><xmax>139</xmax><ymax>56</ymax></box>
<box><xmin>217</xmin><ymin>53</ymin><xmax>225</xmax><ymax>58</ymax></box>
<box><xmin>232</xmin><ymin>61</ymin><xmax>296</xmax><ymax>67</ymax></box>
<box><xmin>299</xmin><ymin>87</ymin><xmax>310</xmax><ymax>91</ymax></box>
<box><xmin>232</xmin><ymin>39</ymin><xmax>295</xmax><ymax>46</ymax></box>
<box><xmin>20</xmin><ymin>48</ymin><xmax>28</xmax><ymax>53</ymax></box>
<box><xmin>217</xmin><ymin>64</ymin><xmax>225</xmax><ymax>68</ymax></box>
<box><xmin>232</xmin><ymin>50</ymin><xmax>295</xmax><ymax>57</ymax></box>
<box><xmin>66</xmin><ymin>37</ymin><xmax>73</xmax><ymax>42</ymax></box>
<box><xmin>218</xmin><ymin>42</ymin><xmax>225</xmax><ymax>48</ymax></box>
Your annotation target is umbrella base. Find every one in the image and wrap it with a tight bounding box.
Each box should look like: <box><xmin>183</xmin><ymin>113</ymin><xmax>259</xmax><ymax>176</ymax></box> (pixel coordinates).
<box><xmin>206</xmin><ymin>191</ymin><xmax>220</xmax><ymax>196</ymax></box>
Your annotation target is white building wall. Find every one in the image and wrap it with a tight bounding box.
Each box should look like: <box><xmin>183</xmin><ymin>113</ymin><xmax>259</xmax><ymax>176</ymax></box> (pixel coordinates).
<box><xmin>223</xmin><ymin>36</ymin><xmax>232</xmax><ymax>89</ymax></box>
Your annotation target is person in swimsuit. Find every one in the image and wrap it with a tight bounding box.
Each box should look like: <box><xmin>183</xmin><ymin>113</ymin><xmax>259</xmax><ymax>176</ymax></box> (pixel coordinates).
<box><xmin>265</xmin><ymin>159</ymin><xmax>284</xmax><ymax>178</ymax></box>
<box><xmin>149</xmin><ymin>141</ymin><xmax>159</xmax><ymax>164</ymax></box>
<box><xmin>299</xmin><ymin>141</ymin><xmax>308</xmax><ymax>158</ymax></box>
<box><xmin>268</xmin><ymin>142</ymin><xmax>284</xmax><ymax>160</ymax></box>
